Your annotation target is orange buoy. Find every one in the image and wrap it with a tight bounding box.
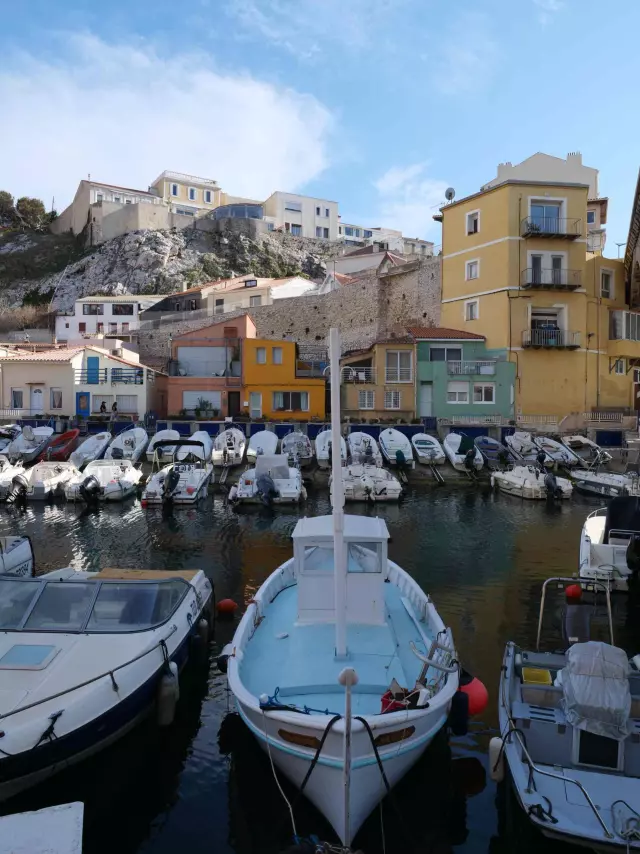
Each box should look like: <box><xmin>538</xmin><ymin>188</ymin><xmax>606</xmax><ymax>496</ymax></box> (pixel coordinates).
<box><xmin>217</xmin><ymin>598</ymin><xmax>239</xmax><ymax>616</ymax></box>
<box><xmin>459</xmin><ymin>671</ymin><xmax>489</xmax><ymax>717</ymax></box>
<box><xmin>566</xmin><ymin>583</ymin><xmax>582</xmax><ymax>601</ymax></box>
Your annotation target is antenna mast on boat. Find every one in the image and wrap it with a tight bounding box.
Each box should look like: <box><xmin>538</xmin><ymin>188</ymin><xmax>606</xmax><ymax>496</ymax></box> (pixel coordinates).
<box><xmin>329</xmin><ymin>328</ymin><xmax>347</xmax><ymax>658</ymax></box>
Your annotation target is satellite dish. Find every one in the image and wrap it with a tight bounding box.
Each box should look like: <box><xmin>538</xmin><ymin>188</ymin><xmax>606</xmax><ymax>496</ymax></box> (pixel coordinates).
<box><xmin>445</xmin><ymin>187</ymin><xmax>456</xmax><ymax>202</ymax></box>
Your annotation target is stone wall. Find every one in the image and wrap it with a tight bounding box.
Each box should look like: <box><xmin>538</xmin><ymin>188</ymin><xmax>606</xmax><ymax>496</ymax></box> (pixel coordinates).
<box><xmin>137</xmin><ymin>256</ymin><xmax>441</xmax><ymax>366</ymax></box>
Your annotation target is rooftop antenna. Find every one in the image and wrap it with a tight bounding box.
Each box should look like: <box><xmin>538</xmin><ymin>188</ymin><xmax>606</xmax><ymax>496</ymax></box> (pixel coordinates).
<box><xmin>445</xmin><ymin>187</ymin><xmax>456</xmax><ymax>203</ymax></box>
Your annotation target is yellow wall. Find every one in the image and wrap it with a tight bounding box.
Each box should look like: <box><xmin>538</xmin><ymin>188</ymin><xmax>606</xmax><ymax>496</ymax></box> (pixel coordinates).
<box><xmin>340</xmin><ymin>342</ymin><xmax>415</xmax><ymax>420</ymax></box>
<box><xmin>151</xmin><ymin>178</ymin><xmax>222</xmax><ymax>210</ymax></box>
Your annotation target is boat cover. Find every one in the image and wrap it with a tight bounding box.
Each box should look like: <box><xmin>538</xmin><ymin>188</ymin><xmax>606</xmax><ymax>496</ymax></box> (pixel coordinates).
<box><xmin>560</xmin><ymin>641</ymin><xmax>631</xmax><ymax>740</ymax></box>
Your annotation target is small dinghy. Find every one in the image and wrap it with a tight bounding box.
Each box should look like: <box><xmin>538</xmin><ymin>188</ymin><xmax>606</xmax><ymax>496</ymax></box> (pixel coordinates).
<box><xmin>6</xmin><ymin>462</ymin><xmax>80</xmax><ymax>503</ymax></box>
<box><xmin>145</xmin><ymin>429</ymin><xmax>181</xmax><ymax>463</ymax></box>
<box><xmin>142</xmin><ymin>436</ymin><xmax>213</xmax><ymax>506</ymax></box>
<box><xmin>37</xmin><ymin>429</ymin><xmax>80</xmax><ymax>463</ymax></box>
<box><xmin>492</xmin><ymin>465</ymin><xmax>572</xmax><ymax>500</ymax></box>
<box><xmin>0</xmin><ymin>566</ymin><xmax>213</xmax><ymax>801</ymax></box>
<box><xmin>411</xmin><ymin>433</ymin><xmax>445</xmax><ymax>465</ymax></box>
<box><xmin>474</xmin><ymin>435</ymin><xmax>520</xmax><ymax>469</ymax></box>
<box><xmin>6</xmin><ymin>426</ymin><xmax>54</xmax><ymax>465</ymax></box>
<box><xmin>0</xmin><ymin>425</ymin><xmax>21</xmax><ymax>454</ymax></box>
<box><xmin>315</xmin><ymin>429</ymin><xmax>346</xmax><ymax>469</ymax></box>
<box><xmin>579</xmin><ymin>496</ymin><xmax>640</xmax><ymax>592</ymax></box>
<box><xmin>224</xmin><ymin>329</ymin><xmax>459</xmax><ymax>846</ymax></box>
<box><xmin>281</xmin><ymin>430</ymin><xmax>313</xmax><ymax>468</ymax></box>
<box><xmin>443</xmin><ymin>433</ymin><xmax>483</xmax><ymax>472</ymax></box>
<box><xmin>562</xmin><ymin>434</ymin><xmax>604</xmax><ymax>462</ymax></box>
<box><xmin>497</xmin><ymin>578</ymin><xmax>640</xmax><ymax>851</ymax></box>
<box><xmin>229</xmin><ymin>454</ymin><xmax>306</xmax><ymax>505</ymax></box>
<box><xmin>534</xmin><ymin>435</ymin><xmax>581</xmax><ymax>467</ymax></box>
<box><xmin>212</xmin><ymin>428</ymin><xmax>246</xmax><ymax>467</ymax></box>
<box><xmin>379</xmin><ymin>428</ymin><xmax>415</xmax><ymax>469</ymax></box>
<box><xmin>69</xmin><ymin>431</ymin><xmax>111</xmax><ymax>470</ymax></box>
<box><xmin>347</xmin><ymin>431</ymin><xmax>383</xmax><ymax>467</ymax></box>
<box><xmin>246</xmin><ymin>429</ymin><xmax>278</xmax><ymax>463</ymax></box>
<box><xmin>0</xmin><ymin>456</ymin><xmax>26</xmax><ymax>501</ymax></box>
<box><xmin>334</xmin><ymin>462</ymin><xmax>403</xmax><ymax>502</ymax></box>
<box><xmin>65</xmin><ymin>459</ymin><xmax>143</xmax><ymax>503</ymax></box>
<box><xmin>0</xmin><ymin>537</ymin><xmax>34</xmax><ymax>577</ymax></box>
<box><xmin>104</xmin><ymin>426</ymin><xmax>149</xmax><ymax>464</ymax></box>
<box><xmin>0</xmin><ymin>802</ymin><xmax>84</xmax><ymax>854</ymax></box>
<box><xmin>505</xmin><ymin>432</ymin><xmax>553</xmax><ymax>466</ymax></box>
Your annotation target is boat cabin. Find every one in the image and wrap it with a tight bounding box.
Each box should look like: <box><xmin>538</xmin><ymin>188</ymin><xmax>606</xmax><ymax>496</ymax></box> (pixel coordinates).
<box><xmin>292</xmin><ymin>515</ymin><xmax>389</xmax><ymax>627</ymax></box>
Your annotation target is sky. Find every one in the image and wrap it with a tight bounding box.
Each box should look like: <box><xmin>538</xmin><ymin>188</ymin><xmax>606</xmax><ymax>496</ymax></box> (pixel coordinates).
<box><xmin>0</xmin><ymin>0</ymin><xmax>638</xmax><ymax>251</ymax></box>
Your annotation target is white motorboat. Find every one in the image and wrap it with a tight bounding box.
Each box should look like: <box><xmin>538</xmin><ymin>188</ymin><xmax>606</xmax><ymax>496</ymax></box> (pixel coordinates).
<box><xmin>497</xmin><ymin>578</ymin><xmax>640</xmax><ymax>852</ymax></box>
<box><xmin>505</xmin><ymin>432</ymin><xmax>553</xmax><ymax>466</ymax></box>
<box><xmin>0</xmin><ymin>425</ymin><xmax>21</xmax><ymax>454</ymax></box>
<box><xmin>229</xmin><ymin>454</ymin><xmax>306</xmax><ymax>505</ymax></box>
<box><xmin>6</xmin><ymin>426</ymin><xmax>54</xmax><ymax>464</ymax></box>
<box><xmin>533</xmin><ymin>435</ymin><xmax>581</xmax><ymax>467</ymax></box>
<box><xmin>69</xmin><ymin>431</ymin><xmax>111</xmax><ymax>470</ymax></box>
<box><xmin>443</xmin><ymin>433</ymin><xmax>483</xmax><ymax>472</ymax></box>
<box><xmin>145</xmin><ymin>429</ymin><xmax>181</xmax><ymax>463</ymax></box>
<box><xmin>0</xmin><ymin>456</ymin><xmax>26</xmax><ymax>501</ymax></box>
<box><xmin>572</xmin><ymin>463</ymin><xmax>640</xmax><ymax>499</ymax></box>
<box><xmin>347</xmin><ymin>431</ymin><xmax>383</xmax><ymax>467</ymax></box>
<box><xmin>224</xmin><ymin>329</ymin><xmax>459</xmax><ymax>847</ymax></box>
<box><xmin>579</xmin><ymin>497</ymin><xmax>640</xmax><ymax>592</ymax></box>
<box><xmin>65</xmin><ymin>459</ymin><xmax>143</xmax><ymax>503</ymax></box>
<box><xmin>0</xmin><ymin>566</ymin><xmax>213</xmax><ymax>801</ymax></box>
<box><xmin>0</xmin><ymin>537</ymin><xmax>34</xmax><ymax>577</ymax></box>
<box><xmin>281</xmin><ymin>430</ymin><xmax>313</xmax><ymax>468</ymax></box>
<box><xmin>333</xmin><ymin>462</ymin><xmax>403</xmax><ymax>502</ymax></box>
<box><xmin>491</xmin><ymin>465</ymin><xmax>573</xmax><ymax>500</ymax></box>
<box><xmin>411</xmin><ymin>433</ymin><xmax>446</xmax><ymax>465</ymax></box>
<box><xmin>142</xmin><ymin>436</ymin><xmax>214</xmax><ymax>505</ymax></box>
<box><xmin>0</xmin><ymin>802</ymin><xmax>83</xmax><ymax>854</ymax></box>
<box><xmin>562</xmin><ymin>434</ymin><xmax>605</xmax><ymax>462</ymax></box>
<box><xmin>378</xmin><ymin>428</ymin><xmax>415</xmax><ymax>469</ymax></box>
<box><xmin>247</xmin><ymin>429</ymin><xmax>279</xmax><ymax>463</ymax></box>
<box><xmin>6</xmin><ymin>462</ymin><xmax>80</xmax><ymax>503</ymax></box>
<box><xmin>212</xmin><ymin>428</ymin><xmax>246</xmax><ymax>467</ymax></box>
<box><xmin>104</xmin><ymin>426</ymin><xmax>149</xmax><ymax>464</ymax></box>
<box><xmin>315</xmin><ymin>429</ymin><xmax>346</xmax><ymax>469</ymax></box>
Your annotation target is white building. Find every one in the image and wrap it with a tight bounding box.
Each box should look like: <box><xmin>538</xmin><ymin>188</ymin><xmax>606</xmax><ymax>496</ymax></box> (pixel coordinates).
<box><xmin>55</xmin><ymin>295</ymin><xmax>164</xmax><ymax>343</ymax></box>
<box><xmin>337</xmin><ymin>221</ymin><xmax>434</xmax><ymax>256</ymax></box>
<box><xmin>263</xmin><ymin>192</ymin><xmax>339</xmax><ymax>240</ymax></box>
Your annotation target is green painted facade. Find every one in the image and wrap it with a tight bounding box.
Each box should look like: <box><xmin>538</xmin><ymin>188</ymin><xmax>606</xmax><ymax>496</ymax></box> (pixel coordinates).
<box><xmin>415</xmin><ymin>339</ymin><xmax>516</xmax><ymax>418</ymax></box>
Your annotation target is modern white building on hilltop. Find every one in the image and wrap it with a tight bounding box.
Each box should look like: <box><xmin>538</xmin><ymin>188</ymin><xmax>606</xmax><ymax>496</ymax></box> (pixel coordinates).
<box><xmin>55</xmin><ymin>295</ymin><xmax>164</xmax><ymax>343</ymax></box>
<box><xmin>338</xmin><ymin>221</ymin><xmax>434</xmax><ymax>256</ymax></box>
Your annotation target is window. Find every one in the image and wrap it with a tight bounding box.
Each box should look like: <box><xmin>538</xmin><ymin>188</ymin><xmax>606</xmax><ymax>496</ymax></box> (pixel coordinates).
<box><xmin>466</xmin><ymin>210</ymin><xmax>480</xmax><ymax>234</ymax></box>
<box><xmin>112</xmin><ymin>304</ymin><xmax>134</xmax><ymax>315</ymax></box>
<box><xmin>96</xmin><ymin>193</ymin><xmax>103</xmax><ymax>202</ymax></box>
<box><xmin>215</xmin><ymin>298</ymin><xmax>224</xmax><ymax>315</ymax></box>
<box><xmin>175</xmin><ymin>302</ymin><xmax>181</xmax><ymax>312</ymax></box>
<box><xmin>83</xmin><ymin>304</ymin><xmax>104</xmax><ymax>315</ymax></box>
<box><xmin>323</xmin><ymin>227</ymin><xmax>329</xmax><ymax>239</ymax></box>
<box><xmin>473</xmin><ymin>383</ymin><xmax>495</xmax><ymax>403</ymax></box>
<box><xmin>384</xmin><ymin>390</ymin><xmax>401</xmax><ymax>410</ymax></box>
<box><xmin>447</xmin><ymin>381</ymin><xmax>469</xmax><ymax>403</ymax></box>
<box><xmin>316</xmin><ymin>206</ymin><xmax>321</xmax><ymax>216</ymax></box>
<box><xmin>325</xmin><ymin>208</ymin><xmax>330</xmax><ymax>218</ymax></box>
<box><xmin>189</xmin><ymin>299</ymin><xmax>197</xmax><ymax>311</ymax></box>
<box><xmin>466</xmin><ymin>260</ymin><xmax>479</xmax><ymax>280</ymax></box>
<box><xmin>122</xmin><ymin>322</ymin><xmax>129</xmax><ymax>333</ymax></box>
<box><xmin>109</xmin><ymin>323</ymin><xmax>117</xmax><ymax>334</ymax></box>
<box><xmin>256</xmin><ymin>347</ymin><xmax>267</xmax><ymax>364</ymax></box>
<box><xmin>285</xmin><ymin>200</ymin><xmax>302</xmax><ymax>212</ymax></box>
<box><xmin>345</xmin><ymin>226</ymin><xmax>354</xmax><ymax>236</ymax></box>
<box><xmin>114</xmin><ymin>196</ymin><xmax>121</xmax><ymax>203</ymax></box>
<box><xmin>249</xmin><ymin>295</ymin><xmax>262</xmax><ymax>307</ymax></box>
<box><xmin>358</xmin><ymin>390</ymin><xmax>375</xmax><ymax>409</ymax></box>
<box><xmin>635</xmin><ymin>368</ymin><xmax>640</xmax><ymax>384</ymax></box>
<box><xmin>205</xmin><ymin>190</ymin><xmax>212</xmax><ymax>203</ymax></box>
<box><xmin>284</xmin><ymin>222</ymin><xmax>290</xmax><ymax>232</ymax></box>
<box><xmin>354</xmin><ymin>228</ymin><xmax>361</xmax><ymax>237</ymax></box>
<box><xmin>92</xmin><ymin>395</ymin><xmax>113</xmax><ymax>413</ymax></box>
<box><xmin>587</xmin><ymin>210</ymin><xmax>596</xmax><ymax>225</ymax></box>
<box><xmin>316</xmin><ymin>226</ymin><xmax>322</xmax><ymax>237</ymax></box>
<box><xmin>601</xmin><ymin>270</ymin><xmax>613</xmax><ymax>299</ymax></box>
<box><xmin>385</xmin><ymin>350</ymin><xmax>412</xmax><ymax>382</ymax></box>
<box><xmin>10</xmin><ymin>389</ymin><xmax>23</xmax><ymax>409</ymax></box>
<box><xmin>465</xmin><ymin>299</ymin><xmax>479</xmax><ymax>321</ymax></box>
<box><xmin>272</xmin><ymin>346</ymin><xmax>283</xmax><ymax>364</ymax></box>
<box><xmin>339</xmin><ymin>226</ymin><xmax>343</xmax><ymax>235</ymax></box>
<box><xmin>531</xmin><ymin>307</ymin><xmax>560</xmax><ymax>330</ymax></box>
<box><xmin>116</xmin><ymin>395</ymin><xmax>137</xmax><ymax>412</ymax></box>
<box><xmin>171</xmin><ymin>184</ymin><xmax>178</xmax><ymax>196</ymax></box>
<box><xmin>272</xmin><ymin>391</ymin><xmax>309</xmax><ymax>411</ymax></box>
<box><xmin>125</xmin><ymin>199</ymin><xmax>132</xmax><ymax>205</ymax></box>
<box><xmin>291</xmin><ymin>224</ymin><xmax>302</xmax><ymax>236</ymax></box>
<box><xmin>188</xmin><ymin>187</ymin><xmax>197</xmax><ymax>201</ymax></box>
<box><xmin>614</xmin><ymin>359</ymin><xmax>626</xmax><ymax>375</ymax></box>
<box><xmin>50</xmin><ymin>388</ymin><xmax>63</xmax><ymax>409</ymax></box>
<box><xmin>531</xmin><ymin>201</ymin><xmax>561</xmax><ymax>232</ymax></box>
<box><xmin>78</xmin><ymin>322</ymin><xmax>86</xmax><ymax>333</ymax></box>
<box><xmin>364</xmin><ymin>230</ymin><xmax>372</xmax><ymax>238</ymax></box>
<box><xmin>244</xmin><ymin>279</ymin><xmax>258</xmax><ymax>288</ymax></box>
<box><xmin>429</xmin><ymin>346</ymin><xmax>462</xmax><ymax>362</ymax></box>
<box><xmin>97</xmin><ymin>322</ymin><xmax>104</xmax><ymax>333</ymax></box>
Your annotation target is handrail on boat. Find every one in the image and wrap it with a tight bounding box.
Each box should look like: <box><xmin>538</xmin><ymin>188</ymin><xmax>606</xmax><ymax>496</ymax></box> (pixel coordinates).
<box><xmin>501</xmin><ymin>642</ymin><xmax>615</xmax><ymax>840</ymax></box>
<box><xmin>536</xmin><ymin>577</ymin><xmax>613</xmax><ymax>651</ymax></box>
<box><xmin>409</xmin><ymin>641</ymin><xmax>458</xmax><ymax>674</ymax></box>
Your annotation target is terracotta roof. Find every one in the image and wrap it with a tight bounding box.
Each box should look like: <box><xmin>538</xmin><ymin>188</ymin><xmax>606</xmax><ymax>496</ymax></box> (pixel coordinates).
<box><xmin>383</xmin><ymin>252</ymin><xmax>406</xmax><ymax>266</ymax></box>
<box><xmin>374</xmin><ymin>336</ymin><xmax>414</xmax><ymax>345</ymax></box>
<box><xmin>0</xmin><ymin>345</ymin><xmax>155</xmax><ymax>372</ymax></box>
<box><xmin>407</xmin><ymin>326</ymin><xmax>486</xmax><ymax>340</ymax></box>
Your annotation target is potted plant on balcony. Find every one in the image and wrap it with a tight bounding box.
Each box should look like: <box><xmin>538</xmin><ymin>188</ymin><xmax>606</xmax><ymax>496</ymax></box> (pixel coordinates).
<box><xmin>196</xmin><ymin>397</ymin><xmax>214</xmax><ymax>419</ymax></box>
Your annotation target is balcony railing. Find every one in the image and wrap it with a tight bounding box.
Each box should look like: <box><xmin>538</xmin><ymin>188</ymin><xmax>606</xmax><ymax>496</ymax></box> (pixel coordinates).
<box><xmin>522</xmin><ymin>329</ymin><xmax>581</xmax><ymax>349</ymax></box>
<box><xmin>295</xmin><ymin>360</ymin><xmax>327</xmax><ymax>378</ymax></box>
<box><xmin>520</xmin><ymin>267</ymin><xmax>582</xmax><ymax>290</ymax></box>
<box><xmin>341</xmin><ymin>366</ymin><xmax>375</xmax><ymax>383</ymax></box>
<box><xmin>447</xmin><ymin>360</ymin><xmax>497</xmax><ymax>375</ymax></box>
<box><xmin>110</xmin><ymin>369</ymin><xmax>144</xmax><ymax>385</ymax></box>
<box><xmin>74</xmin><ymin>368</ymin><xmax>108</xmax><ymax>384</ymax></box>
<box><xmin>610</xmin><ymin>310</ymin><xmax>640</xmax><ymax>342</ymax></box>
<box><xmin>74</xmin><ymin>368</ymin><xmax>146</xmax><ymax>384</ymax></box>
<box><xmin>384</xmin><ymin>368</ymin><xmax>413</xmax><ymax>383</ymax></box>
<box><xmin>520</xmin><ymin>217</ymin><xmax>581</xmax><ymax>239</ymax></box>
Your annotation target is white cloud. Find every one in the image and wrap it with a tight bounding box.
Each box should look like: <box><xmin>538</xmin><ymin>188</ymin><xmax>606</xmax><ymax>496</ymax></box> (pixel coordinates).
<box><xmin>0</xmin><ymin>34</ymin><xmax>334</xmax><ymax>210</ymax></box>
<box><xmin>372</xmin><ymin>163</ymin><xmax>449</xmax><ymax>238</ymax></box>
<box><xmin>533</xmin><ymin>0</ymin><xmax>563</xmax><ymax>24</ymax></box>
<box><xmin>431</xmin><ymin>13</ymin><xmax>497</xmax><ymax>95</ymax></box>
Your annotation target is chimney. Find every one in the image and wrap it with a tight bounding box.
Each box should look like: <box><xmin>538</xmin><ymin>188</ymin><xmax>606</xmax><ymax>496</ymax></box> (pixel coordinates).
<box><xmin>567</xmin><ymin>151</ymin><xmax>583</xmax><ymax>164</ymax></box>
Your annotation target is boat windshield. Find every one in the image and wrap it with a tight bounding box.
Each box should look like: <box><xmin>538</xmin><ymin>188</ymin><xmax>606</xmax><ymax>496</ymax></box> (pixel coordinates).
<box><xmin>302</xmin><ymin>542</ymin><xmax>381</xmax><ymax>573</ymax></box>
<box><xmin>0</xmin><ymin>577</ymin><xmax>189</xmax><ymax>633</ymax></box>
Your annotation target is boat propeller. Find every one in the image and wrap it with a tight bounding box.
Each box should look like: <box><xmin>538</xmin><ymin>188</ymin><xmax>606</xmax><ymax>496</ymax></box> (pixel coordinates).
<box><xmin>6</xmin><ymin>473</ymin><xmax>28</xmax><ymax>505</ymax></box>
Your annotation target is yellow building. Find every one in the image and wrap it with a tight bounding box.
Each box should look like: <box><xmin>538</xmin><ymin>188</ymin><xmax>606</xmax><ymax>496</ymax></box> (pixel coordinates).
<box><xmin>437</xmin><ymin>170</ymin><xmax>632</xmax><ymax>417</ymax></box>
<box><xmin>149</xmin><ymin>170</ymin><xmax>223</xmax><ymax>216</ymax></box>
<box><xmin>242</xmin><ymin>339</ymin><xmax>326</xmax><ymax>421</ymax></box>
<box><xmin>340</xmin><ymin>339</ymin><xmax>415</xmax><ymax>421</ymax></box>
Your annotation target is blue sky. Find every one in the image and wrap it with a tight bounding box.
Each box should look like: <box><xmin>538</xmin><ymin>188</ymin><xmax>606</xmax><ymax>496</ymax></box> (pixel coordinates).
<box><xmin>1</xmin><ymin>0</ymin><xmax>637</xmax><ymax>251</ymax></box>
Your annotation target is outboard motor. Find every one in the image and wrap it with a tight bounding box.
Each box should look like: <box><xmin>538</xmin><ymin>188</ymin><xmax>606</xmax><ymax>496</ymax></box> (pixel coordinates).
<box><xmin>79</xmin><ymin>474</ymin><xmax>102</xmax><ymax>504</ymax></box>
<box><xmin>111</xmin><ymin>446</ymin><xmax>124</xmax><ymax>460</ymax></box>
<box><xmin>162</xmin><ymin>468</ymin><xmax>181</xmax><ymax>503</ymax></box>
<box><xmin>256</xmin><ymin>474</ymin><xmax>277</xmax><ymax>507</ymax></box>
<box><xmin>464</xmin><ymin>448</ymin><xmax>476</xmax><ymax>472</ymax></box>
<box><xmin>544</xmin><ymin>471</ymin><xmax>563</xmax><ymax>499</ymax></box>
<box><xmin>6</xmin><ymin>473</ymin><xmax>28</xmax><ymax>505</ymax></box>
<box><xmin>536</xmin><ymin>449</ymin><xmax>548</xmax><ymax>470</ymax></box>
<box><xmin>497</xmin><ymin>449</ymin><xmax>509</xmax><ymax>469</ymax></box>
<box><xmin>395</xmin><ymin>449</ymin><xmax>407</xmax><ymax>469</ymax></box>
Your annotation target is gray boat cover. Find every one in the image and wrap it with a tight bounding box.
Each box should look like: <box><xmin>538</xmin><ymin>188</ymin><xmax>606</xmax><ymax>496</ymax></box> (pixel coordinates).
<box><xmin>560</xmin><ymin>641</ymin><xmax>631</xmax><ymax>740</ymax></box>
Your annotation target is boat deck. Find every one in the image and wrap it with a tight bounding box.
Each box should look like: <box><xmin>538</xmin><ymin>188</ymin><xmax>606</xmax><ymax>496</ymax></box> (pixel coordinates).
<box><xmin>240</xmin><ymin>583</ymin><xmax>432</xmax><ymax>716</ymax></box>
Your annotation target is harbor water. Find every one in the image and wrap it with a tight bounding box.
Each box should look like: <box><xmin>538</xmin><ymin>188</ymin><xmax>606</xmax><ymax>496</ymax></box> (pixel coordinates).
<box><xmin>0</xmin><ymin>483</ymin><xmax>638</xmax><ymax>854</ymax></box>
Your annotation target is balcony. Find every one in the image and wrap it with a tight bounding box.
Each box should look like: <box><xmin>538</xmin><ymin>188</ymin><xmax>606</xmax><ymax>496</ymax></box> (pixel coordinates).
<box><xmin>520</xmin><ymin>267</ymin><xmax>582</xmax><ymax>291</ymax></box>
<box><xmin>520</xmin><ymin>217</ymin><xmax>581</xmax><ymax>240</ymax></box>
<box><xmin>295</xmin><ymin>360</ymin><xmax>327</xmax><ymax>378</ymax></box>
<box><xmin>384</xmin><ymin>368</ymin><xmax>413</xmax><ymax>383</ymax></box>
<box><xmin>522</xmin><ymin>329</ymin><xmax>580</xmax><ymax>349</ymax></box>
<box><xmin>341</xmin><ymin>366</ymin><xmax>376</xmax><ymax>383</ymax></box>
<box><xmin>447</xmin><ymin>360</ymin><xmax>497</xmax><ymax>375</ymax></box>
<box><xmin>110</xmin><ymin>369</ymin><xmax>144</xmax><ymax>385</ymax></box>
<box><xmin>74</xmin><ymin>368</ymin><xmax>108</xmax><ymax>384</ymax></box>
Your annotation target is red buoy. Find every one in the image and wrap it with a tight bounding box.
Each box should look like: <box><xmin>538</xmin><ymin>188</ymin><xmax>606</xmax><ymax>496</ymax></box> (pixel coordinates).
<box><xmin>566</xmin><ymin>584</ymin><xmax>582</xmax><ymax>601</ymax></box>
<box><xmin>217</xmin><ymin>598</ymin><xmax>239</xmax><ymax>616</ymax></box>
<box><xmin>459</xmin><ymin>672</ymin><xmax>489</xmax><ymax>717</ymax></box>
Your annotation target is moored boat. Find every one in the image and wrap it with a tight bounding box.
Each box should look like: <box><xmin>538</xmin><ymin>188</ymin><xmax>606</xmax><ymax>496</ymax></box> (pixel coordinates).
<box><xmin>491</xmin><ymin>464</ymin><xmax>572</xmax><ymax>500</ymax></box>
<box><xmin>36</xmin><ymin>429</ymin><xmax>80</xmax><ymax>463</ymax></box>
<box><xmin>246</xmin><ymin>429</ymin><xmax>278</xmax><ymax>463</ymax></box>
<box><xmin>346</xmin><ymin>431</ymin><xmax>383</xmax><ymax>467</ymax></box>
<box><xmin>505</xmin><ymin>432</ymin><xmax>553</xmax><ymax>466</ymax></box>
<box><xmin>6</xmin><ymin>426</ymin><xmax>54</xmax><ymax>465</ymax></box>
<box><xmin>145</xmin><ymin>429</ymin><xmax>181</xmax><ymax>463</ymax></box>
<box><xmin>0</xmin><ymin>536</ymin><xmax>34</xmax><ymax>577</ymax></box>
<box><xmin>281</xmin><ymin>430</ymin><xmax>313</xmax><ymax>468</ymax></box>
<box><xmin>0</xmin><ymin>457</ymin><xmax>26</xmax><ymax>501</ymax></box>
<box><xmin>315</xmin><ymin>428</ymin><xmax>346</xmax><ymax>469</ymax></box>
<box><xmin>6</xmin><ymin>462</ymin><xmax>80</xmax><ymax>503</ymax></box>
<box><xmin>229</xmin><ymin>454</ymin><xmax>306</xmax><ymax>505</ymax></box>
<box><xmin>212</xmin><ymin>428</ymin><xmax>246</xmax><ymax>467</ymax></box>
<box><xmin>579</xmin><ymin>496</ymin><xmax>640</xmax><ymax>592</ymax></box>
<box><xmin>69</xmin><ymin>431</ymin><xmax>111</xmax><ymax>470</ymax></box>
<box><xmin>475</xmin><ymin>435</ymin><xmax>520</xmax><ymax>469</ymax></box>
<box><xmin>411</xmin><ymin>433</ymin><xmax>445</xmax><ymax>465</ymax></box>
<box><xmin>562</xmin><ymin>434</ymin><xmax>605</xmax><ymax>462</ymax></box>
<box><xmin>572</xmin><ymin>466</ymin><xmax>640</xmax><ymax>499</ymax></box>
<box><xmin>533</xmin><ymin>435</ymin><xmax>581</xmax><ymax>467</ymax></box>
<box><xmin>65</xmin><ymin>459</ymin><xmax>143</xmax><ymax>503</ymax></box>
<box><xmin>104</xmin><ymin>426</ymin><xmax>149</xmax><ymax>464</ymax></box>
<box><xmin>378</xmin><ymin>428</ymin><xmax>415</xmax><ymax>469</ymax></box>
<box><xmin>443</xmin><ymin>432</ymin><xmax>483</xmax><ymax>472</ymax></box>
<box><xmin>141</xmin><ymin>436</ymin><xmax>213</xmax><ymax>505</ymax></box>
<box><xmin>333</xmin><ymin>462</ymin><xmax>403</xmax><ymax>502</ymax></box>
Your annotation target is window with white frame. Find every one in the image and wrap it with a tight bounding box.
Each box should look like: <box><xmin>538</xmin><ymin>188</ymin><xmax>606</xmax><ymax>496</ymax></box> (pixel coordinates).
<box><xmin>315</xmin><ymin>226</ymin><xmax>322</xmax><ymax>237</ymax></box>
<box><xmin>384</xmin><ymin>390</ymin><xmax>401</xmax><ymax>410</ymax></box>
<box><xmin>587</xmin><ymin>210</ymin><xmax>596</xmax><ymax>225</ymax></box>
<box><xmin>466</xmin><ymin>210</ymin><xmax>480</xmax><ymax>235</ymax></box>
<box><xmin>188</xmin><ymin>187</ymin><xmax>197</xmax><ymax>201</ymax></box>
<box><xmin>291</xmin><ymin>224</ymin><xmax>302</xmax><ymax>236</ymax></box>
<box><xmin>473</xmin><ymin>383</ymin><xmax>495</xmax><ymax>403</ymax></box>
<box><xmin>465</xmin><ymin>299</ymin><xmax>479</xmax><ymax>321</ymax></box>
<box><xmin>10</xmin><ymin>389</ymin><xmax>23</xmax><ymax>409</ymax></box>
<box><xmin>466</xmin><ymin>259</ymin><xmax>479</xmax><ymax>280</ymax></box>
<box><xmin>92</xmin><ymin>395</ymin><xmax>113</xmax><ymax>413</ymax></box>
<box><xmin>272</xmin><ymin>391</ymin><xmax>309</xmax><ymax>411</ymax></box>
<box><xmin>256</xmin><ymin>347</ymin><xmax>267</xmax><ymax>364</ymax></box>
<box><xmin>358</xmin><ymin>390</ymin><xmax>375</xmax><ymax>410</ymax></box>
<box><xmin>205</xmin><ymin>190</ymin><xmax>212</xmax><ymax>203</ymax></box>
<box><xmin>50</xmin><ymin>388</ymin><xmax>62</xmax><ymax>409</ymax></box>
<box><xmin>215</xmin><ymin>298</ymin><xmax>224</xmax><ymax>315</ymax></box>
<box><xmin>601</xmin><ymin>270</ymin><xmax>613</xmax><ymax>299</ymax></box>
<box><xmin>315</xmin><ymin>206</ymin><xmax>320</xmax><ymax>216</ymax></box>
<box><xmin>325</xmin><ymin>208</ymin><xmax>330</xmax><ymax>218</ymax></box>
<box><xmin>429</xmin><ymin>346</ymin><xmax>462</xmax><ymax>362</ymax></box>
<box><xmin>447</xmin><ymin>381</ymin><xmax>469</xmax><ymax>403</ymax></box>
<box><xmin>116</xmin><ymin>395</ymin><xmax>137</xmax><ymax>412</ymax></box>
<box><xmin>272</xmin><ymin>346</ymin><xmax>283</xmax><ymax>365</ymax></box>
<box><xmin>249</xmin><ymin>295</ymin><xmax>262</xmax><ymax>307</ymax></box>
<box><xmin>171</xmin><ymin>184</ymin><xmax>178</xmax><ymax>196</ymax></box>
<box><xmin>385</xmin><ymin>350</ymin><xmax>412</xmax><ymax>382</ymax></box>
<box><xmin>614</xmin><ymin>358</ymin><xmax>626</xmax><ymax>375</ymax></box>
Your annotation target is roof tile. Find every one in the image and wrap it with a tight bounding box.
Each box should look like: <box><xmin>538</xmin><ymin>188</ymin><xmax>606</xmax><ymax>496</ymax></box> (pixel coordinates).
<box><xmin>406</xmin><ymin>326</ymin><xmax>486</xmax><ymax>340</ymax></box>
